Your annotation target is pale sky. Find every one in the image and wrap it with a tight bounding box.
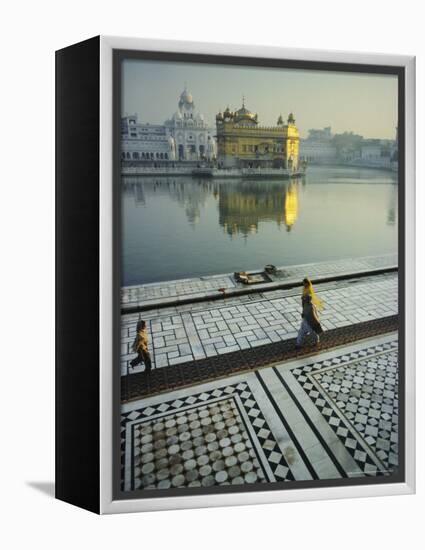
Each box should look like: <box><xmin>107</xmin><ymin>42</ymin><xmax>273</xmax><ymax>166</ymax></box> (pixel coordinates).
<box><xmin>122</xmin><ymin>59</ymin><xmax>398</xmax><ymax>140</ymax></box>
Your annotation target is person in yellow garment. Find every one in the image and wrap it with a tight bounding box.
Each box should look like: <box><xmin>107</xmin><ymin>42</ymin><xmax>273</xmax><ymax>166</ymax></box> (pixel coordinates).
<box><xmin>296</xmin><ymin>277</ymin><xmax>324</xmax><ymax>349</ymax></box>
<box><xmin>130</xmin><ymin>320</ymin><xmax>152</xmax><ymax>373</ymax></box>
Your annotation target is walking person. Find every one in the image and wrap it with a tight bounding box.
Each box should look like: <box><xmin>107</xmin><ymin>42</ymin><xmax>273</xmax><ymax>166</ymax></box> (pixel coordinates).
<box><xmin>130</xmin><ymin>320</ymin><xmax>152</xmax><ymax>373</ymax></box>
<box><xmin>296</xmin><ymin>278</ymin><xmax>324</xmax><ymax>349</ymax></box>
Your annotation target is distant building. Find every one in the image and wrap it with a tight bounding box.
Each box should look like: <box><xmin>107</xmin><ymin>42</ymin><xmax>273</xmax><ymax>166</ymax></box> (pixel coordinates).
<box><xmin>360</xmin><ymin>139</ymin><xmax>383</xmax><ymax>160</ymax></box>
<box><xmin>164</xmin><ymin>88</ymin><xmax>216</xmax><ymax>161</ymax></box>
<box><xmin>358</xmin><ymin>135</ymin><xmax>397</xmax><ymax>169</ymax></box>
<box><xmin>298</xmin><ymin>124</ymin><xmax>398</xmax><ymax>170</ymax></box>
<box><xmin>361</xmin><ymin>138</ymin><xmax>394</xmax><ymax>158</ymax></box>
<box><xmin>121</xmin><ymin>115</ymin><xmax>176</xmax><ymax>162</ymax></box>
<box><xmin>299</xmin><ymin>127</ymin><xmax>337</xmax><ymax>163</ymax></box>
<box><xmin>215</xmin><ymin>102</ymin><xmax>300</xmax><ymax>169</ymax></box>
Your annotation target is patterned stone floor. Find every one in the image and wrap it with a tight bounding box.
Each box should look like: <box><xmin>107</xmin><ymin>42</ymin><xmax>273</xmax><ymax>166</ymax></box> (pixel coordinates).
<box><xmin>121</xmin><ymin>272</ymin><xmax>398</xmax><ymax>376</ymax></box>
<box><xmin>121</xmin><ymin>253</ymin><xmax>397</xmax><ymax>310</ymax></box>
<box><xmin>121</xmin><ymin>333</ymin><xmax>399</xmax><ymax>492</ymax></box>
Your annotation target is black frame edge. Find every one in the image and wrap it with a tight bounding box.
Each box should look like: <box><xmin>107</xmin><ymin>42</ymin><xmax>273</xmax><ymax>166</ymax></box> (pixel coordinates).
<box><xmin>55</xmin><ymin>35</ymin><xmax>101</xmax><ymax>514</ymax></box>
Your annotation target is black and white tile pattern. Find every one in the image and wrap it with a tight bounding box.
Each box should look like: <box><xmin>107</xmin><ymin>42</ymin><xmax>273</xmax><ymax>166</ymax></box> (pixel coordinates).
<box><xmin>121</xmin><ymin>272</ymin><xmax>398</xmax><ymax>374</ymax></box>
<box><xmin>121</xmin><ymin>335</ymin><xmax>399</xmax><ymax>492</ymax></box>
<box><xmin>121</xmin><ymin>382</ymin><xmax>294</xmax><ymax>491</ymax></box>
<box><xmin>291</xmin><ymin>339</ymin><xmax>398</xmax><ymax>476</ymax></box>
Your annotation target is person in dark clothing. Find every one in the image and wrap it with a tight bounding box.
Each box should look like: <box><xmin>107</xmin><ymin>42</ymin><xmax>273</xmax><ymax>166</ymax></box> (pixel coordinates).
<box><xmin>296</xmin><ymin>290</ymin><xmax>324</xmax><ymax>349</ymax></box>
<box><xmin>130</xmin><ymin>320</ymin><xmax>152</xmax><ymax>373</ymax></box>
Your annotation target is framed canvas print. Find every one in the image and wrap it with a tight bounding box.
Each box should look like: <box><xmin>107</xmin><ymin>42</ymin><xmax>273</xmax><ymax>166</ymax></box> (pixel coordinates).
<box><xmin>55</xmin><ymin>36</ymin><xmax>415</xmax><ymax>514</ymax></box>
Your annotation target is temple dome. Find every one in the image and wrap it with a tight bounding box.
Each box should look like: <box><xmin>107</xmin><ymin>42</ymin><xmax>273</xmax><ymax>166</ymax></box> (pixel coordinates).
<box><xmin>234</xmin><ymin>101</ymin><xmax>257</xmax><ymax>124</ymax></box>
<box><xmin>179</xmin><ymin>88</ymin><xmax>193</xmax><ymax>105</ymax></box>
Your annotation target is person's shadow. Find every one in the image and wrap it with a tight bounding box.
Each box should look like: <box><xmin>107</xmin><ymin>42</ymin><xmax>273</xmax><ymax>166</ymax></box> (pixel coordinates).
<box><xmin>26</xmin><ymin>481</ymin><xmax>55</xmax><ymax>498</ymax></box>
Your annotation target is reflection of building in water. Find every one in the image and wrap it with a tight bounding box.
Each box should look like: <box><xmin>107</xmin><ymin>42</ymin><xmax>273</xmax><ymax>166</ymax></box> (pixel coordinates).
<box><xmin>387</xmin><ymin>183</ymin><xmax>397</xmax><ymax>226</ymax></box>
<box><xmin>284</xmin><ymin>182</ymin><xmax>299</xmax><ymax>231</ymax></box>
<box><xmin>133</xmin><ymin>182</ymin><xmax>146</xmax><ymax>205</ymax></box>
<box><xmin>164</xmin><ymin>88</ymin><xmax>216</xmax><ymax>161</ymax></box>
<box><xmin>218</xmin><ymin>180</ymin><xmax>299</xmax><ymax>236</ymax></box>
<box><xmin>124</xmin><ymin>176</ymin><xmax>300</xmax><ymax>231</ymax></box>
<box><xmin>122</xmin><ymin>178</ymin><xmax>148</xmax><ymax>206</ymax></box>
<box><xmin>125</xmin><ymin>178</ymin><xmax>219</xmax><ymax>224</ymax></box>
<box><xmin>166</xmin><ymin>179</ymin><xmax>218</xmax><ymax>224</ymax></box>
<box><xmin>216</xmin><ymin>101</ymin><xmax>299</xmax><ymax>170</ymax></box>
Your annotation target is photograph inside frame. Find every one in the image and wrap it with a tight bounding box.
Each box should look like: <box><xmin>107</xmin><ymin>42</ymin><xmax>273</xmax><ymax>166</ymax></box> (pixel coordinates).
<box><xmin>117</xmin><ymin>54</ymin><xmax>401</xmax><ymax>495</ymax></box>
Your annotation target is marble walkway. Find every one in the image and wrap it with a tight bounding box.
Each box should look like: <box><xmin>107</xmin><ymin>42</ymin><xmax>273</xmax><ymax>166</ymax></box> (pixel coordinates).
<box><xmin>121</xmin><ymin>271</ymin><xmax>398</xmax><ymax>376</ymax></box>
<box><xmin>121</xmin><ymin>333</ymin><xmax>399</xmax><ymax>492</ymax></box>
<box><xmin>121</xmin><ymin>253</ymin><xmax>397</xmax><ymax>311</ymax></box>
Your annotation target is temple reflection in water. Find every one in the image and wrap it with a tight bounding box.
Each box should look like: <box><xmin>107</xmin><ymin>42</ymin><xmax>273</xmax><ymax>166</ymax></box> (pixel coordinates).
<box><xmin>123</xmin><ymin>177</ymin><xmax>300</xmax><ymax>235</ymax></box>
<box><xmin>218</xmin><ymin>180</ymin><xmax>300</xmax><ymax>236</ymax></box>
<box><xmin>121</xmin><ymin>166</ymin><xmax>398</xmax><ymax>285</ymax></box>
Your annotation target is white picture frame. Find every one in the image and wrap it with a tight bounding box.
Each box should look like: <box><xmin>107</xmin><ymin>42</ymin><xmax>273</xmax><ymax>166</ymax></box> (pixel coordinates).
<box><xmin>55</xmin><ymin>35</ymin><xmax>415</xmax><ymax>514</ymax></box>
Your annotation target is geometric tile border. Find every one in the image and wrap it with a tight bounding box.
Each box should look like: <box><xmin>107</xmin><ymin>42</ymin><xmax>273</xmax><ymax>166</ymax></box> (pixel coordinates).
<box><xmin>129</xmin><ymin>398</ymin><xmax>271</xmax><ymax>491</ymax></box>
<box><xmin>291</xmin><ymin>338</ymin><xmax>398</xmax><ymax>477</ymax></box>
<box><xmin>121</xmin><ymin>381</ymin><xmax>295</xmax><ymax>492</ymax></box>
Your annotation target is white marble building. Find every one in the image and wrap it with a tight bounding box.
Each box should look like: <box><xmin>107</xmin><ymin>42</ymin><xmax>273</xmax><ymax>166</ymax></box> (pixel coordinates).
<box><xmin>164</xmin><ymin>88</ymin><xmax>216</xmax><ymax>161</ymax></box>
<box><xmin>121</xmin><ymin>115</ymin><xmax>176</xmax><ymax>162</ymax></box>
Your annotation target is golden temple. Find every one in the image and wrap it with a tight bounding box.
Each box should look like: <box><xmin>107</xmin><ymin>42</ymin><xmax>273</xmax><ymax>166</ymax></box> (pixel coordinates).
<box><xmin>216</xmin><ymin>100</ymin><xmax>300</xmax><ymax>170</ymax></box>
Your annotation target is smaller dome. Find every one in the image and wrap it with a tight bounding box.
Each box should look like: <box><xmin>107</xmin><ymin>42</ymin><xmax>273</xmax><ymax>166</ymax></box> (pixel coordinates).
<box><xmin>277</xmin><ymin>114</ymin><xmax>284</xmax><ymax>126</ymax></box>
<box><xmin>179</xmin><ymin>89</ymin><xmax>193</xmax><ymax>104</ymax></box>
<box><xmin>216</xmin><ymin>111</ymin><xmax>224</xmax><ymax>121</ymax></box>
<box><xmin>223</xmin><ymin>106</ymin><xmax>233</xmax><ymax>119</ymax></box>
<box><xmin>288</xmin><ymin>112</ymin><xmax>295</xmax><ymax>124</ymax></box>
<box><xmin>172</xmin><ymin>110</ymin><xmax>182</xmax><ymax>120</ymax></box>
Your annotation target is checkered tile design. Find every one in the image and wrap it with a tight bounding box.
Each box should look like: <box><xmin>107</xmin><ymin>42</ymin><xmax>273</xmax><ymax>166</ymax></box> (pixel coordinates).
<box><xmin>291</xmin><ymin>340</ymin><xmax>398</xmax><ymax>476</ymax></box>
<box><xmin>121</xmin><ymin>382</ymin><xmax>294</xmax><ymax>491</ymax></box>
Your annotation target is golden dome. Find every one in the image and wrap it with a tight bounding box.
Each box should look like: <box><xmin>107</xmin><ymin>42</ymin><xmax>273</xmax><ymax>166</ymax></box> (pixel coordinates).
<box><xmin>234</xmin><ymin>101</ymin><xmax>257</xmax><ymax>124</ymax></box>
